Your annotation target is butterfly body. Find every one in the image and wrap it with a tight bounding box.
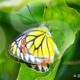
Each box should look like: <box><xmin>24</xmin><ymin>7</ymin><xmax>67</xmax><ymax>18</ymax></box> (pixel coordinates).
<box><xmin>9</xmin><ymin>25</ymin><xmax>59</xmax><ymax>72</ymax></box>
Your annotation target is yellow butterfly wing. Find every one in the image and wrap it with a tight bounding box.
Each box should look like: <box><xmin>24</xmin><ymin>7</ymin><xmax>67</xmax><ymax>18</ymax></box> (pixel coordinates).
<box><xmin>9</xmin><ymin>26</ymin><xmax>59</xmax><ymax>72</ymax></box>
<box><xmin>10</xmin><ymin>26</ymin><xmax>58</xmax><ymax>63</ymax></box>
<box><xmin>26</xmin><ymin>27</ymin><xmax>57</xmax><ymax>62</ymax></box>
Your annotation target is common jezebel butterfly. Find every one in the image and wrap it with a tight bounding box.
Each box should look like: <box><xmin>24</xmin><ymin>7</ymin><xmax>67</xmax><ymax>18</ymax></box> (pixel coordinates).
<box><xmin>9</xmin><ymin>24</ymin><xmax>59</xmax><ymax>72</ymax></box>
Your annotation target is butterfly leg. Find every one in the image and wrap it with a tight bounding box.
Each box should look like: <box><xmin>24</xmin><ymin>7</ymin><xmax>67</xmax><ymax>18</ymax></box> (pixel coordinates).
<box><xmin>42</xmin><ymin>64</ymin><xmax>49</xmax><ymax>72</ymax></box>
<box><xmin>37</xmin><ymin>64</ymin><xmax>42</xmax><ymax>71</ymax></box>
<box><xmin>31</xmin><ymin>64</ymin><xmax>47</xmax><ymax>72</ymax></box>
<box><xmin>31</xmin><ymin>64</ymin><xmax>36</xmax><ymax>69</ymax></box>
<box><xmin>41</xmin><ymin>59</ymin><xmax>50</xmax><ymax>72</ymax></box>
<box><xmin>31</xmin><ymin>64</ymin><xmax>42</xmax><ymax>71</ymax></box>
<box><xmin>29</xmin><ymin>59</ymin><xmax>50</xmax><ymax>72</ymax></box>
<box><xmin>35</xmin><ymin>59</ymin><xmax>50</xmax><ymax>72</ymax></box>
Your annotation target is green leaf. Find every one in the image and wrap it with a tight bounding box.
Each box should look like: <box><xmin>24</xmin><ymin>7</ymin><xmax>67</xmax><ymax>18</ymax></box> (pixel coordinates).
<box><xmin>0</xmin><ymin>0</ymin><xmax>31</xmax><ymax>12</ymax></box>
<box><xmin>0</xmin><ymin>12</ymin><xmax>20</xmax><ymax>80</ymax></box>
<box><xmin>9</xmin><ymin>2</ymin><xmax>44</xmax><ymax>32</ymax></box>
<box><xmin>0</xmin><ymin>0</ymin><xmax>80</xmax><ymax>80</ymax></box>
<box><xmin>55</xmin><ymin>30</ymin><xmax>80</xmax><ymax>80</ymax></box>
<box><xmin>0</xmin><ymin>26</ymin><xmax>6</xmax><ymax>54</ymax></box>
<box><xmin>66</xmin><ymin>0</ymin><xmax>80</xmax><ymax>12</ymax></box>
<box><xmin>43</xmin><ymin>3</ymin><xmax>80</xmax><ymax>52</ymax></box>
<box><xmin>17</xmin><ymin>1</ymin><xmax>80</xmax><ymax>80</ymax></box>
<box><xmin>66</xmin><ymin>0</ymin><xmax>80</xmax><ymax>5</ymax></box>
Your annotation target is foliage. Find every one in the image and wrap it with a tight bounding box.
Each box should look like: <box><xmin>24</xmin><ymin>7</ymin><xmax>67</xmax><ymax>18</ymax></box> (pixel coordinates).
<box><xmin>0</xmin><ymin>0</ymin><xmax>80</xmax><ymax>80</ymax></box>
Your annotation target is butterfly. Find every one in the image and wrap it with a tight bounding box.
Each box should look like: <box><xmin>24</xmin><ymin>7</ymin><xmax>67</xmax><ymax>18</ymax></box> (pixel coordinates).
<box><xmin>9</xmin><ymin>24</ymin><xmax>59</xmax><ymax>72</ymax></box>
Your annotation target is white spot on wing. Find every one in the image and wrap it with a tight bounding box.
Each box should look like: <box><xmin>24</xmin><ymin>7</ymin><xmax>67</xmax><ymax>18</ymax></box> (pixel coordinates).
<box><xmin>18</xmin><ymin>40</ymin><xmax>21</xmax><ymax>47</ymax></box>
<box><xmin>20</xmin><ymin>53</ymin><xmax>24</xmax><ymax>60</ymax></box>
<box><xmin>27</xmin><ymin>41</ymin><xmax>33</xmax><ymax>49</ymax></box>
<box><xmin>35</xmin><ymin>58</ymin><xmax>42</xmax><ymax>64</ymax></box>
<box><xmin>29</xmin><ymin>55</ymin><xmax>35</xmax><ymax>63</ymax></box>
<box><xmin>43</xmin><ymin>66</ymin><xmax>48</xmax><ymax>72</ymax></box>
<box><xmin>24</xmin><ymin>53</ymin><xmax>30</xmax><ymax>62</ymax></box>
<box><xmin>17</xmin><ymin>48</ymin><xmax>20</xmax><ymax>58</ymax></box>
<box><xmin>38</xmin><ymin>65</ymin><xmax>42</xmax><ymax>71</ymax></box>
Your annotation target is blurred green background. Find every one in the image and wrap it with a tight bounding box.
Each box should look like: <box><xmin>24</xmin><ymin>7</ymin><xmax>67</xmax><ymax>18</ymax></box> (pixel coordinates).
<box><xmin>0</xmin><ymin>0</ymin><xmax>80</xmax><ymax>80</ymax></box>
